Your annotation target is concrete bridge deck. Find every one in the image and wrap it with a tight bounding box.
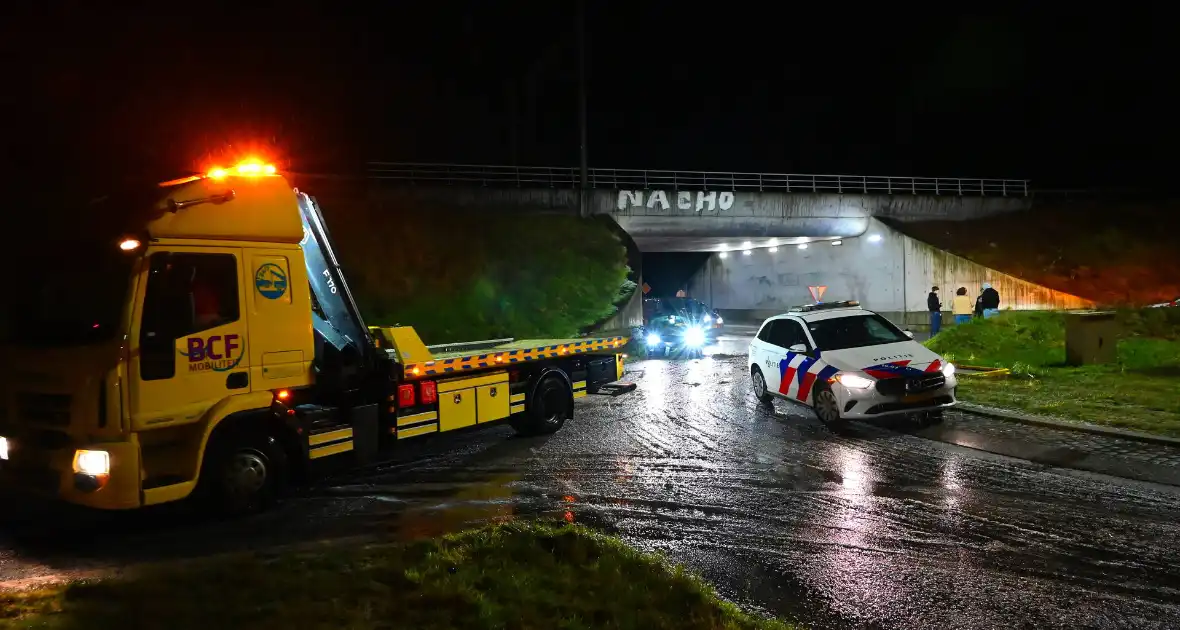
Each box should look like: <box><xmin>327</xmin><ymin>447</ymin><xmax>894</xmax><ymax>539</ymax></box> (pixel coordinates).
<box><xmin>367</xmin><ymin>163</ymin><xmax>1032</xmax><ymax>252</ymax></box>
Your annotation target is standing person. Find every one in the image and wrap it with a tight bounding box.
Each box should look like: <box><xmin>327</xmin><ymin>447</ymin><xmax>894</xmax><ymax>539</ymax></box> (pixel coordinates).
<box><xmin>974</xmin><ymin>287</ymin><xmax>985</xmax><ymax>318</ymax></box>
<box><xmin>953</xmin><ymin>287</ymin><xmax>973</xmax><ymax>325</ymax></box>
<box><xmin>927</xmin><ymin>285</ymin><xmax>942</xmax><ymax>335</ymax></box>
<box><xmin>980</xmin><ymin>282</ymin><xmax>1001</xmax><ymax>318</ymax></box>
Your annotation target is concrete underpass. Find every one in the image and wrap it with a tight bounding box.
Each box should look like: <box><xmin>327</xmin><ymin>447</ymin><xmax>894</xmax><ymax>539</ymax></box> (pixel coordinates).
<box><xmin>363</xmin><ymin>164</ymin><xmax>1093</xmax><ymax>328</ymax></box>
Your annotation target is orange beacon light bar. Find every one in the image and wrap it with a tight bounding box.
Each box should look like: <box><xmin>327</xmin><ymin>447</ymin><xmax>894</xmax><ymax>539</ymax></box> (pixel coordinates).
<box><xmin>158</xmin><ymin>159</ymin><xmax>279</xmax><ymax>187</ymax></box>
<box><xmin>208</xmin><ymin>160</ymin><xmax>277</xmax><ymax>179</ymax></box>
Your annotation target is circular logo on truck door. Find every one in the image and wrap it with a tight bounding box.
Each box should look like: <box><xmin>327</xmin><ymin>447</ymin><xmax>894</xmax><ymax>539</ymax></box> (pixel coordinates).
<box><xmin>254</xmin><ymin>263</ymin><xmax>289</xmax><ymax>300</ymax></box>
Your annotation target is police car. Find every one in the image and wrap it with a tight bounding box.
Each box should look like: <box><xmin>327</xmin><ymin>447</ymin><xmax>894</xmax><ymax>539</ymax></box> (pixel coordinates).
<box><xmin>748</xmin><ymin>301</ymin><xmax>957</xmax><ymax>425</ymax></box>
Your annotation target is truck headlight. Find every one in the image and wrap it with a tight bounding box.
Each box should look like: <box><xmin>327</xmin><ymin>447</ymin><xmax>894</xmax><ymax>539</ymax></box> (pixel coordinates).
<box><xmin>833</xmin><ymin>372</ymin><xmax>874</xmax><ymax>389</ymax></box>
<box><xmin>0</xmin><ymin>436</ymin><xmax>8</xmax><ymax>461</ymax></box>
<box><xmin>73</xmin><ymin>449</ymin><xmax>110</xmax><ymax>476</ymax></box>
<box><xmin>684</xmin><ymin>326</ymin><xmax>707</xmax><ymax>348</ymax></box>
<box><xmin>943</xmin><ymin>362</ymin><xmax>956</xmax><ymax>377</ymax></box>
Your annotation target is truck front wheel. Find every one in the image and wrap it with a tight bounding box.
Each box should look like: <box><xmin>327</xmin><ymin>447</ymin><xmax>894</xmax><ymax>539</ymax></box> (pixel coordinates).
<box><xmin>512</xmin><ymin>375</ymin><xmax>572</xmax><ymax>436</ymax></box>
<box><xmin>198</xmin><ymin>430</ymin><xmax>288</xmax><ymax>515</ymax></box>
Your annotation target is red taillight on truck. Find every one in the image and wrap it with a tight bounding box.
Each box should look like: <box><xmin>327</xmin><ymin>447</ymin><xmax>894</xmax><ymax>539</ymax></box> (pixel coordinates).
<box><xmin>419</xmin><ymin>381</ymin><xmax>437</xmax><ymax>405</ymax></box>
<box><xmin>397</xmin><ymin>383</ymin><xmax>416</xmax><ymax>407</ymax></box>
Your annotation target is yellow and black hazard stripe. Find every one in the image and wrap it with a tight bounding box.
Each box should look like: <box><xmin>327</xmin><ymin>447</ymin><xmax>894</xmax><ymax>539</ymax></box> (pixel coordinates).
<box><xmin>392</xmin><ymin>410</ymin><xmax>439</xmax><ymax>440</ymax></box>
<box><xmin>403</xmin><ymin>336</ymin><xmax>628</xmax><ymax>380</ymax></box>
<box><xmin>572</xmin><ymin>379</ymin><xmax>588</xmax><ymax>399</ymax></box>
<box><xmin>509</xmin><ymin>388</ymin><xmax>527</xmax><ymax>415</ymax></box>
<box><xmin>308</xmin><ymin>427</ymin><xmax>354</xmax><ymax>460</ymax></box>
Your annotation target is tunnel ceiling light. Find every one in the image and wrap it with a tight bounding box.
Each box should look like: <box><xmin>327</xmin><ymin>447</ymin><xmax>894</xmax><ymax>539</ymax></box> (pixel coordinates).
<box><xmin>798</xmin><ymin>243</ymin><xmax>808</xmax><ymax>250</ymax></box>
<box><xmin>767</xmin><ymin>238</ymin><xmax>778</xmax><ymax>246</ymax></box>
<box><xmin>741</xmin><ymin>241</ymin><xmax>753</xmax><ymax>249</ymax></box>
<box><xmin>831</xmin><ymin>240</ymin><xmax>843</xmax><ymax>246</ymax></box>
<box><xmin>868</xmin><ymin>234</ymin><xmax>883</xmax><ymax>243</ymax></box>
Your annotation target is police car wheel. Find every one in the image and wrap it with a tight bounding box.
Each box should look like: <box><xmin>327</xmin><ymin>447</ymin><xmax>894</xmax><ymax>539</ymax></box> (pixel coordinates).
<box><xmin>813</xmin><ymin>387</ymin><xmax>843</xmax><ymax>425</ymax></box>
<box><xmin>751</xmin><ymin>367</ymin><xmax>773</xmax><ymax>404</ymax></box>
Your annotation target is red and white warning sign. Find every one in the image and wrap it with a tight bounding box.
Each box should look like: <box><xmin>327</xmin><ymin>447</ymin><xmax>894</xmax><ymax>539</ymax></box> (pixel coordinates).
<box><xmin>808</xmin><ymin>285</ymin><xmax>827</xmax><ymax>302</ymax></box>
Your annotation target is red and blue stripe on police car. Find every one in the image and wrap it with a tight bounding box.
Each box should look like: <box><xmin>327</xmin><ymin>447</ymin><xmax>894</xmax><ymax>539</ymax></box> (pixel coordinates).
<box><xmin>862</xmin><ymin>359</ymin><xmax>941</xmax><ymax>380</ymax></box>
<box><xmin>778</xmin><ymin>352</ymin><xmax>839</xmax><ymax>403</ymax></box>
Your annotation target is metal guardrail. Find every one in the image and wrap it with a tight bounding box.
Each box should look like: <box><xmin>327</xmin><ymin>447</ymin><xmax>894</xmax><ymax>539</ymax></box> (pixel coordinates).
<box><xmin>368</xmin><ymin>162</ymin><xmax>1030</xmax><ymax>196</ymax></box>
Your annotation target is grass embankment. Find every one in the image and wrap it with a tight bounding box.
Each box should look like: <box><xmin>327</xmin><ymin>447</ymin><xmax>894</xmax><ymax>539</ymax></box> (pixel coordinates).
<box><xmin>0</xmin><ymin>521</ymin><xmax>790</xmax><ymax>630</ymax></box>
<box><xmin>322</xmin><ymin>193</ymin><xmax>634</xmax><ymax>344</ymax></box>
<box><xmin>927</xmin><ymin>309</ymin><xmax>1180</xmax><ymax>436</ymax></box>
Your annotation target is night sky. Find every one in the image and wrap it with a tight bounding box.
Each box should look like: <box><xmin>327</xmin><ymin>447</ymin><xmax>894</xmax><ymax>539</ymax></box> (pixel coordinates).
<box><xmin>6</xmin><ymin>5</ymin><xmax>1175</xmax><ymax>188</ymax></box>
<box><xmin>3</xmin><ymin>2</ymin><xmax>1176</xmax><ymax>293</ymax></box>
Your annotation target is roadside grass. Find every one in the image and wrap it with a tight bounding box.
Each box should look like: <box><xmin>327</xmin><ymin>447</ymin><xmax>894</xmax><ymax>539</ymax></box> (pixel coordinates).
<box><xmin>928</xmin><ymin>310</ymin><xmax>1180</xmax><ymax>436</ymax></box>
<box><xmin>0</xmin><ymin>521</ymin><xmax>792</xmax><ymax>630</ymax></box>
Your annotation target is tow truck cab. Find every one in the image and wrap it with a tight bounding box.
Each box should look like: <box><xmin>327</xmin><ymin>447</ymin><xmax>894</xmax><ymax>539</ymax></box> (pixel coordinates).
<box><xmin>0</xmin><ymin>162</ymin><xmax>630</xmax><ymax>512</ymax></box>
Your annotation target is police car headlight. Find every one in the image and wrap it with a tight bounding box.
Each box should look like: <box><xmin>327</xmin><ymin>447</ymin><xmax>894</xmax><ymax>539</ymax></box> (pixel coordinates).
<box><xmin>943</xmin><ymin>362</ymin><xmax>956</xmax><ymax>377</ymax></box>
<box><xmin>702</xmin><ymin>314</ymin><xmax>712</xmax><ymax>323</ymax></box>
<box><xmin>645</xmin><ymin>332</ymin><xmax>662</xmax><ymax>347</ymax></box>
<box><xmin>684</xmin><ymin>327</ymin><xmax>707</xmax><ymax>348</ymax></box>
<box><xmin>0</xmin><ymin>436</ymin><xmax>9</xmax><ymax>461</ymax></box>
<box><xmin>833</xmin><ymin>372</ymin><xmax>874</xmax><ymax>389</ymax></box>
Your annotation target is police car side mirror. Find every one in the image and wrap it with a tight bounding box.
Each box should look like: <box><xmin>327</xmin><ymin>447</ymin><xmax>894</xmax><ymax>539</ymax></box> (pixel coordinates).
<box><xmin>904</xmin><ymin>330</ymin><xmax>915</xmax><ymax>338</ymax></box>
<box><xmin>788</xmin><ymin>343</ymin><xmax>808</xmax><ymax>353</ymax></box>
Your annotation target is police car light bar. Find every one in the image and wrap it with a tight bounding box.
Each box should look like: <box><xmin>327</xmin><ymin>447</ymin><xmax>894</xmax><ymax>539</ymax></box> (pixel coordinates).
<box><xmin>789</xmin><ymin>300</ymin><xmax>861</xmax><ymax>313</ymax></box>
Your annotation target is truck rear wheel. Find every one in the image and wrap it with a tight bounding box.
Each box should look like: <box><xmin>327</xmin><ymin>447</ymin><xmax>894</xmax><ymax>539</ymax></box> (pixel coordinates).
<box><xmin>198</xmin><ymin>429</ymin><xmax>288</xmax><ymax>515</ymax></box>
<box><xmin>511</xmin><ymin>375</ymin><xmax>572</xmax><ymax>436</ymax></box>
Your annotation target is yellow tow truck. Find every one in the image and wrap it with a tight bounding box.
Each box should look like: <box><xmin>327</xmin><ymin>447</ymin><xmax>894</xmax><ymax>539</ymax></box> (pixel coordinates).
<box><xmin>0</xmin><ymin>160</ymin><xmax>633</xmax><ymax>513</ymax></box>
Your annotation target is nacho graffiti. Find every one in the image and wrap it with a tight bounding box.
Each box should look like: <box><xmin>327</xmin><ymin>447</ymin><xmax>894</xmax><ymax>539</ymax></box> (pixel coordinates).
<box><xmin>616</xmin><ymin>190</ymin><xmax>736</xmax><ymax>212</ymax></box>
<box><xmin>182</xmin><ymin>333</ymin><xmax>244</xmax><ymax>372</ymax></box>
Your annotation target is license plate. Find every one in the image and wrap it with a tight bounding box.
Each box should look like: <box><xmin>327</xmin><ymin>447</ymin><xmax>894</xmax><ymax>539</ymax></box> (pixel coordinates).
<box><xmin>902</xmin><ymin>391</ymin><xmax>935</xmax><ymax>403</ymax></box>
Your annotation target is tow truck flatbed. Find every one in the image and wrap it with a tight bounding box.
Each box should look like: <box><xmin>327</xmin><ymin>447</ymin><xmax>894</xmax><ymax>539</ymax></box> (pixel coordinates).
<box><xmin>0</xmin><ymin>161</ymin><xmax>634</xmax><ymax>515</ymax></box>
<box><xmin>370</xmin><ymin>327</ymin><xmax>627</xmax><ymax>379</ymax></box>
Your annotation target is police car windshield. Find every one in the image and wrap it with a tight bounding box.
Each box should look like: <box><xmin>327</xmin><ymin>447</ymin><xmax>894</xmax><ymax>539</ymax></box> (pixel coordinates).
<box><xmin>807</xmin><ymin>314</ymin><xmax>910</xmax><ymax>351</ymax></box>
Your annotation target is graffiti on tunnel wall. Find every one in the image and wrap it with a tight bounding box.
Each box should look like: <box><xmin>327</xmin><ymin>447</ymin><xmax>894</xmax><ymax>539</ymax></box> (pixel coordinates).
<box><xmin>616</xmin><ymin>190</ymin><xmax>736</xmax><ymax>212</ymax></box>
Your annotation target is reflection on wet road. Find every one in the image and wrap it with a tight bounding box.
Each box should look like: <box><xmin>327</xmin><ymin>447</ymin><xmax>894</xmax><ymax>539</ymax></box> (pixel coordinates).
<box><xmin>5</xmin><ymin>356</ymin><xmax>1180</xmax><ymax>629</ymax></box>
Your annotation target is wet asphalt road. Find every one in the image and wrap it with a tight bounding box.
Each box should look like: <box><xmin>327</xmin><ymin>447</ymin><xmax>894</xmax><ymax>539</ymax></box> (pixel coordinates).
<box><xmin>4</xmin><ymin>330</ymin><xmax>1180</xmax><ymax>629</ymax></box>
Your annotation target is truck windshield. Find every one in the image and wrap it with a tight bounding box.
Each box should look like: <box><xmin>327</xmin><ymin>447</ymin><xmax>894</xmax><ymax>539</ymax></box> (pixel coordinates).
<box><xmin>2</xmin><ymin>242</ymin><xmax>134</xmax><ymax>347</ymax></box>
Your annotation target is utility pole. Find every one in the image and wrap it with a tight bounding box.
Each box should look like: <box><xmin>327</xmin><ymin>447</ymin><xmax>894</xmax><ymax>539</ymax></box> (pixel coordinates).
<box><xmin>576</xmin><ymin>0</ymin><xmax>589</xmax><ymax>217</ymax></box>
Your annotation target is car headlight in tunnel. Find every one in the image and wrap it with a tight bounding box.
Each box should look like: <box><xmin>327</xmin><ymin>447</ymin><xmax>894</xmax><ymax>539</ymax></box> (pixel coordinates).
<box><xmin>702</xmin><ymin>314</ymin><xmax>712</xmax><ymax>323</ymax></box>
<box><xmin>833</xmin><ymin>372</ymin><xmax>874</xmax><ymax>389</ymax></box>
<box><xmin>943</xmin><ymin>362</ymin><xmax>956</xmax><ymax>377</ymax></box>
<box><xmin>646</xmin><ymin>332</ymin><xmax>662</xmax><ymax>347</ymax></box>
<box><xmin>0</xmin><ymin>436</ymin><xmax>8</xmax><ymax>461</ymax></box>
<box><xmin>684</xmin><ymin>326</ymin><xmax>707</xmax><ymax>348</ymax></box>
